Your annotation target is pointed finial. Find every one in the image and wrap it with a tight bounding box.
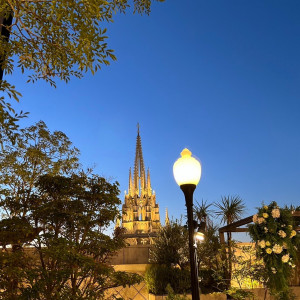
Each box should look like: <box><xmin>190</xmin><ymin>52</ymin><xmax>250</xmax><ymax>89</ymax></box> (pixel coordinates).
<box><xmin>165</xmin><ymin>208</ymin><xmax>170</xmax><ymax>226</ymax></box>
<box><xmin>137</xmin><ymin>123</ymin><xmax>140</xmax><ymax>135</ymax></box>
<box><xmin>180</xmin><ymin>148</ymin><xmax>192</xmax><ymax>157</ymax></box>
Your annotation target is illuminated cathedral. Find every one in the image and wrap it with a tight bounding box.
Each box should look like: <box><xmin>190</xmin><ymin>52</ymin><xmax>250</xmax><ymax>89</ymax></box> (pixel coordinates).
<box><xmin>119</xmin><ymin>125</ymin><xmax>161</xmax><ymax>245</ymax></box>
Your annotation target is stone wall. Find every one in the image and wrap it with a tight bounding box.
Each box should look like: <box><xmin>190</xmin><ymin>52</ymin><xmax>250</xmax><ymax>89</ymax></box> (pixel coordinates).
<box><xmin>106</xmin><ymin>246</ymin><xmax>151</xmax><ymax>299</ymax></box>
<box><xmin>110</xmin><ymin>244</ymin><xmax>151</xmax><ymax>265</ymax></box>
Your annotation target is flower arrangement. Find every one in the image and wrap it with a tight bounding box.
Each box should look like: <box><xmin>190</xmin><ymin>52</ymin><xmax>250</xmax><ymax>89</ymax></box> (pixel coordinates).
<box><xmin>249</xmin><ymin>202</ymin><xmax>299</xmax><ymax>300</ymax></box>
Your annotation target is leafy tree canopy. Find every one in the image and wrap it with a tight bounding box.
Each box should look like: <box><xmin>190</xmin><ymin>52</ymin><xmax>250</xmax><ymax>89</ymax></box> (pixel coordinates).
<box><xmin>0</xmin><ymin>121</ymin><xmax>142</xmax><ymax>299</ymax></box>
<box><xmin>0</xmin><ymin>0</ymin><xmax>164</xmax><ymax>142</ymax></box>
<box><xmin>149</xmin><ymin>219</ymin><xmax>189</xmax><ymax>270</ymax></box>
<box><xmin>0</xmin><ymin>120</ymin><xmax>80</xmax><ymax>217</ymax></box>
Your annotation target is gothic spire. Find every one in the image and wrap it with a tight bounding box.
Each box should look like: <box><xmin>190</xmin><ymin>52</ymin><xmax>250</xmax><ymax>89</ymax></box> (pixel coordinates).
<box><xmin>165</xmin><ymin>208</ymin><xmax>170</xmax><ymax>226</ymax></box>
<box><xmin>133</xmin><ymin>123</ymin><xmax>145</xmax><ymax>195</ymax></box>
<box><xmin>128</xmin><ymin>167</ymin><xmax>133</xmax><ymax>196</ymax></box>
<box><xmin>147</xmin><ymin>168</ymin><xmax>152</xmax><ymax>196</ymax></box>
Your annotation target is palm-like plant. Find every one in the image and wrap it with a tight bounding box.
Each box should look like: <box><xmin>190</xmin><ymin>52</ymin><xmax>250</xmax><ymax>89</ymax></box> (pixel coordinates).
<box><xmin>194</xmin><ymin>199</ymin><xmax>213</xmax><ymax>227</ymax></box>
<box><xmin>214</xmin><ymin>195</ymin><xmax>245</xmax><ymax>226</ymax></box>
<box><xmin>214</xmin><ymin>195</ymin><xmax>245</xmax><ymax>297</ymax></box>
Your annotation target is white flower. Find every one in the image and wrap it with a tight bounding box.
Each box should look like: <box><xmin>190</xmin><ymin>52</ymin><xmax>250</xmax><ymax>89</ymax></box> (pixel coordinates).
<box><xmin>278</xmin><ymin>230</ymin><xmax>287</xmax><ymax>238</ymax></box>
<box><xmin>258</xmin><ymin>240</ymin><xmax>266</xmax><ymax>248</ymax></box>
<box><xmin>266</xmin><ymin>248</ymin><xmax>272</xmax><ymax>254</ymax></box>
<box><xmin>253</xmin><ymin>214</ymin><xmax>258</xmax><ymax>223</ymax></box>
<box><xmin>272</xmin><ymin>244</ymin><xmax>283</xmax><ymax>254</ymax></box>
<box><xmin>271</xmin><ymin>208</ymin><xmax>280</xmax><ymax>218</ymax></box>
<box><xmin>264</xmin><ymin>227</ymin><xmax>268</xmax><ymax>233</ymax></box>
<box><xmin>282</xmin><ymin>254</ymin><xmax>290</xmax><ymax>263</ymax></box>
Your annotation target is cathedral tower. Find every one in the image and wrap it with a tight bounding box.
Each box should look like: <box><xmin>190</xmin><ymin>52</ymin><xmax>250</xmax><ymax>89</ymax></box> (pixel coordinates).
<box><xmin>120</xmin><ymin>124</ymin><xmax>160</xmax><ymax>244</ymax></box>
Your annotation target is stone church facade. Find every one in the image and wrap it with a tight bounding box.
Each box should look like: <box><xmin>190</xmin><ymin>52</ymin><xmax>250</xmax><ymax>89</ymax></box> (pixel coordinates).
<box><xmin>118</xmin><ymin>125</ymin><xmax>161</xmax><ymax>245</ymax></box>
<box><xmin>108</xmin><ymin>126</ymin><xmax>162</xmax><ymax>299</ymax></box>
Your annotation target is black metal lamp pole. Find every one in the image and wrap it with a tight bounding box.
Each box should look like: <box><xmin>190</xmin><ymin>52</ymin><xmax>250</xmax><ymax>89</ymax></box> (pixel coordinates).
<box><xmin>180</xmin><ymin>183</ymin><xmax>200</xmax><ymax>300</ymax></box>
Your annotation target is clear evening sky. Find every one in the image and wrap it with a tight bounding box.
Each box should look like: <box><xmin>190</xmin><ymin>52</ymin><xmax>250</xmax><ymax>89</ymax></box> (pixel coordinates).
<box><xmin>8</xmin><ymin>0</ymin><xmax>300</xmax><ymax>228</ymax></box>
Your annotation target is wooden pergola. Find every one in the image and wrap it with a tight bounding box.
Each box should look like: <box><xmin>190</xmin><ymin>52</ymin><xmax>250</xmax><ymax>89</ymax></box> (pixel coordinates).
<box><xmin>219</xmin><ymin>211</ymin><xmax>300</xmax><ymax>244</ymax></box>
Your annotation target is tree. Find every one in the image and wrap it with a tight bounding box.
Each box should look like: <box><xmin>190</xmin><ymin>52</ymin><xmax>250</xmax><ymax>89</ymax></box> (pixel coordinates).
<box><xmin>193</xmin><ymin>202</ymin><xmax>226</xmax><ymax>293</ymax></box>
<box><xmin>195</xmin><ymin>224</ymin><xmax>226</xmax><ymax>294</ymax></box>
<box><xmin>149</xmin><ymin>219</ymin><xmax>189</xmax><ymax>270</ymax></box>
<box><xmin>230</xmin><ymin>244</ymin><xmax>266</xmax><ymax>290</ymax></box>
<box><xmin>0</xmin><ymin>122</ymin><xmax>142</xmax><ymax>298</ymax></box>
<box><xmin>146</xmin><ymin>220</ymin><xmax>191</xmax><ymax>295</ymax></box>
<box><xmin>194</xmin><ymin>199</ymin><xmax>212</xmax><ymax>227</ymax></box>
<box><xmin>214</xmin><ymin>195</ymin><xmax>245</xmax><ymax>297</ymax></box>
<box><xmin>0</xmin><ymin>0</ymin><xmax>164</xmax><ymax>142</ymax></box>
<box><xmin>0</xmin><ymin>120</ymin><xmax>80</xmax><ymax>218</ymax></box>
<box><xmin>0</xmin><ymin>173</ymin><xmax>142</xmax><ymax>299</ymax></box>
<box><xmin>0</xmin><ymin>121</ymin><xmax>79</xmax><ymax>297</ymax></box>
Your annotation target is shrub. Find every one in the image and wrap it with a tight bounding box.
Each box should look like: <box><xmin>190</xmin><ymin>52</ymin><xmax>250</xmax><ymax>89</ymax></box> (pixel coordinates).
<box><xmin>145</xmin><ymin>264</ymin><xmax>191</xmax><ymax>295</ymax></box>
<box><xmin>249</xmin><ymin>202</ymin><xmax>300</xmax><ymax>300</ymax></box>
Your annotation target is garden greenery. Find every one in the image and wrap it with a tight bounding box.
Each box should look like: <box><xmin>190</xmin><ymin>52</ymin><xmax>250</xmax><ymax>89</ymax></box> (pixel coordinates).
<box><xmin>145</xmin><ymin>264</ymin><xmax>190</xmax><ymax>296</ymax></box>
<box><xmin>249</xmin><ymin>201</ymin><xmax>299</xmax><ymax>300</ymax></box>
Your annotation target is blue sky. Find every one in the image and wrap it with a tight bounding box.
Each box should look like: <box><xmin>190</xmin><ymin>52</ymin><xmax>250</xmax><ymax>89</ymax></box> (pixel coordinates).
<box><xmin>8</xmin><ymin>0</ymin><xmax>300</xmax><ymax>231</ymax></box>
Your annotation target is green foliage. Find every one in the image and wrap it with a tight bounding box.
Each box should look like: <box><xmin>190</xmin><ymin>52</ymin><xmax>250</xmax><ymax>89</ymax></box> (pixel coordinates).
<box><xmin>231</xmin><ymin>244</ymin><xmax>267</xmax><ymax>290</ymax></box>
<box><xmin>165</xmin><ymin>284</ymin><xmax>189</xmax><ymax>300</ymax></box>
<box><xmin>0</xmin><ymin>95</ymin><xmax>28</xmax><ymax>147</ymax></box>
<box><xmin>196</xmin><ymin>225</ymin><xmax>226</xmax><ymax>293</ymax></box>
<box><xmin>194</xmin><ymin>199</ymin><xmax>212</xmax><ymax>225</ymax></box>
<box><xmin>145</xmin><ymin>264</ymin><xmax>190</xmax><ymax>296</ymax></box>
<box><xmin>0</xmin><ymin>0</ymin><xmax>164</xmax><ymax>144</ymax></box>
<box><xmin>0</xmin><ymin>120</ymin><xmax>80</xmax><ymax>217</ymax></box>
<box><xmin>214</xmin><ymin>196</ymin><xmax>245</xmax><ymax>225</ymax></box>
<box><xmin>0</xmin><ymin>0</ymin><xmax>163</xmax><ymax>88</ymax></box>
<box><xmin>0</xmin><ymin>173</ymin><xmax>142</xmax><ymax>299</ymax></box>
<box><xmin>147</xmin><ymin>221</ymin><xmax>191</xmax><ymax>296</ymax></box>
<box><xmin>225</xmin><ymin>287</ymin><xmax>253</xmax><ymax>300</ymax></box>
<box><xmin>149</xmin><ymin>220</ymin><xmax>189</xmax><ymax>270</ymax></box>
<box><xmin>214</xmin><ymin>195</ymin><xmax>246</xmax><ymax>291</ymax></box>
<box><xmin>249</xmin><ymin>202</ymin><xmax>300</xmax><ymax>300</ymax></box>
<box><xmin>0</xmin><ymin>122</ymin><xmax>142</xmax><ymax>299</ymax></box>
<box><xmin>148</xmin><ymin>217</ymin><xmax>226</xmax><ymax>295</ymax></box>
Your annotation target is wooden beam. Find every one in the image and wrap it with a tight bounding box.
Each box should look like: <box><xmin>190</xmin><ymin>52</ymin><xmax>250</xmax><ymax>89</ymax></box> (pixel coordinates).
<box><xmin>218</xmin><ymin>211</ymin><xmax>300</xmax><ymax>241</ymax></box>
<box><xmin>219</xmin><ymin>228</ymin><xmax>249</xmax><ymax>233</ymax></box>
<box><xmin>220</xmin><ymin>228</ymin><xmax>249</xmax><ymax>233</ymax></box>
<box><xmin>219</xmin><ymin>216</ymin><xmax>253</xmax><ymax>233</ymax></box>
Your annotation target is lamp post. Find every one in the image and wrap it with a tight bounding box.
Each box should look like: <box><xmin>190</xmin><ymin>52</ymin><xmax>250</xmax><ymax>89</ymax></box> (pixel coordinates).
<box><xmin>173</xmin><ymin>148</ymin><xmax>201</xmax><ymax>300</ymax></box>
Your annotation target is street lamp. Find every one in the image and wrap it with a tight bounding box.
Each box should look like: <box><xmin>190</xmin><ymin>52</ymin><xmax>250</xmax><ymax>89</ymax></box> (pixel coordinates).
<box><xmin>173</xmin><ymin>148</ymin><xmax>201</xmax><ymax>300</ymax></box>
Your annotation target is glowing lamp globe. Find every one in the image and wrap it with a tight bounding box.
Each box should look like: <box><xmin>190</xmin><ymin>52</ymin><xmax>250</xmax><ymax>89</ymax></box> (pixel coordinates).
<box><xmin>195</xmin><ymin>231</ymin><xmax>205</xmax><ymax>242</ymax></box>
<box><xmin>173</xmin><ymin>148</ymin><xmax>201</xmax><ymax>186</ymax></box>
